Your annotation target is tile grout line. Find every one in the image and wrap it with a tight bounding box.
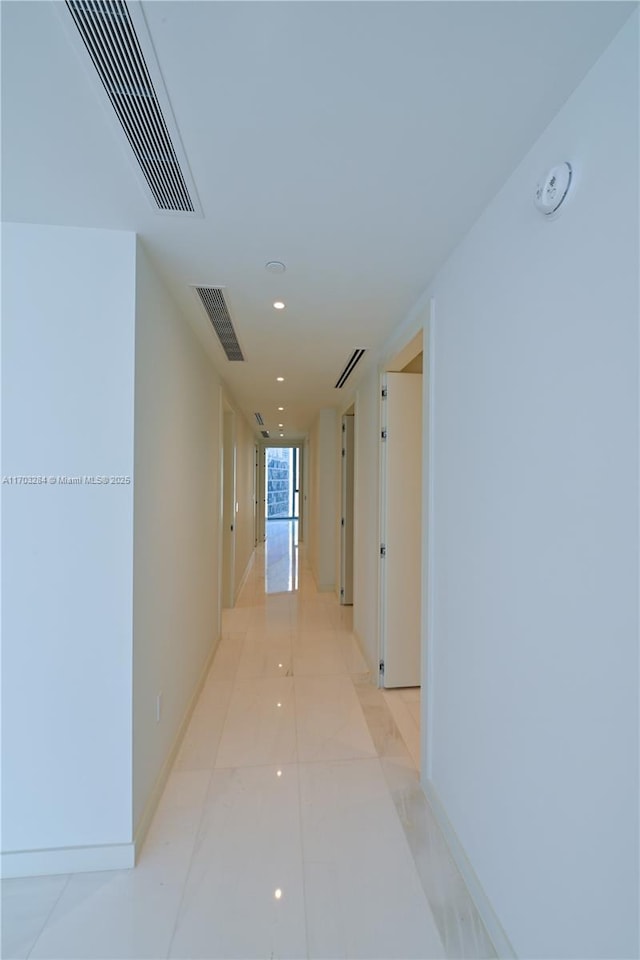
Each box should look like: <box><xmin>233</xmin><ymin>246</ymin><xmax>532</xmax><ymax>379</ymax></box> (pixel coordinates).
<box><xmin>291</xmin><ymin>658</ymin><xmax>311</xmax><ymax>960</ymax></box>
<box><xmin>25</xmin><ymin>874</ymin><xmax>72</xmax><ymax>960</ymax></box>
<box><xmin>163</xmin><ymin>631</ymin><xmax>245</xmax><ymax>960</ymax></box>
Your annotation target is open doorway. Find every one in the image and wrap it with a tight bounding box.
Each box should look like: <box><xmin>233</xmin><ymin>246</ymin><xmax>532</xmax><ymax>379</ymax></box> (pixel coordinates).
<box><xmin>265</xmin><ymin>447</ymin><xmax>300</xmax><ymax>521</ymax></box>
<box><xmin>264</xmin><ymin>446</ymin><xmax>301</xmax><ymax>593</ymax></box>
<box><xmin>379</xmin><ymin>330</ymin><xmax>424</xmax><ymax>770</ymax></box>
<box><xmin>340</xmin><ymin>407</ymin><xmax>355</xmax><ymax>605</ymax></box>
<box><xmin>221</xmin><ymin>405</ymin><xmax>236</xmax><ymax>608</ymax></box>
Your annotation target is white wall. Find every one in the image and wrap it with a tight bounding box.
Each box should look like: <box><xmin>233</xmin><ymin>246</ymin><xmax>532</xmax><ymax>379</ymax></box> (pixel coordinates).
<box><xmin>132</xmin><ymin>241</ymin><xmax>222</xmax><ymax>834</ymax></box>
<box><xmin>308</xmin><ymin>408</ymin><xmax>339</xmax><ymax>591</ymax></box>
<box><xmin>423</xmin><ymin>15</ymin><xmax>638</xmax><ymax>958</ymax></box>
<box><xmin>2</xmin><ymin>223</ymin><xmax>136</xmax><ymax>866</ymax></box>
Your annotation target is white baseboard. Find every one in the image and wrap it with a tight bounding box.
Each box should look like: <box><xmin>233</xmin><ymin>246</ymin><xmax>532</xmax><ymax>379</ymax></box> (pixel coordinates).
<box><xmin>1</xmin><ymin>842</ymin><xmax>134</xmax><ymax>879</ymax></box>
<box><xmin>132</xmin><ymin>637</ymin><xmax>219</xmax><ymax>860</ymax></box>
<box><xmin>2</xmin><ymin>641</ymin><xmax>220</xmax><ymax>881</ymax></box>
<box><xmin>422</xmin><ymin>778</ymin><xmax>517</xmax><ymax>960</ymax></box>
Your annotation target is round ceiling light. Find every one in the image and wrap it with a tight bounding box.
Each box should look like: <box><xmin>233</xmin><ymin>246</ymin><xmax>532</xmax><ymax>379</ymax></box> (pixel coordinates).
<box><xmin>273</xmin><ymin>301</ymin><xmax>285</xmax><ymax>310</ymax></box>
<box><xmin>278</xmin><ymin>406</ymin><xmax>284</xmax><ymax>411</ymax></box>
<box><xmin>277</xmin><ymin>376</ymin><xmax>284</xmax><ymax>382</ymax></box>
<box><xmin>265</xmin><ymin>261</ymin><xmax>286</xmax><ymax>274</ymax></box>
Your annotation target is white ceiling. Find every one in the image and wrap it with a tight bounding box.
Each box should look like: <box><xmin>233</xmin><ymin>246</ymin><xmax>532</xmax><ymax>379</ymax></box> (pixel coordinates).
<box><xmin>2</xmin><ymin>0</ymin><xmax>635</xmax><ymax>439</ymax></box>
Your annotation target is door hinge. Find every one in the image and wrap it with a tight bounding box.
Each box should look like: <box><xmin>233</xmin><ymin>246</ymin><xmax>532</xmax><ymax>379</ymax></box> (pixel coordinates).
<box><xmin>340</xmin><ymin>588</ymin><xmax>345</xmax><ymax>596</ymax></box>
<box><xmin>341</xmin><ymin>517</ymin><xmax>345</xmax><ymax>527</ymax></box>
<box><xmin>379</xmin><ymin>659</ymin><xmax>385</xmax><ymax>675</ymax></box>
<box><xmin>342</xmin><ymin>448</ymin><xmax>346</xmax><ymax>457</ymax></box>
<box><xmin>381</xmin><ymin>387</ymin><xmax>387</xmax><ymax>399</ymax></box>
<box><xmin>381</xmin><ymin>429</ymin><xmax>387</xmax><ymax>441</ymax></box>
<box><xmin>380</xmin><ymin>543</ymin><xmax>386</xmax><ymax>558</ymax></box>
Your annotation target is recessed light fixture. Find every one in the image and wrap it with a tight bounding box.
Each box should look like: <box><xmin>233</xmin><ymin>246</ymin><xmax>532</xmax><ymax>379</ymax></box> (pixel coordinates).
<box><xmin>274</xmin><ymin>889</ymin><xmax>283</xmax><ymax>900</ymax></box>
<box><xmin>278</xmin><ymin>406</ymin><xmax>284</xmax><ymax>411</ymax></box>
<box><xmin>277</xmin><ymin>377</ymin><xmax>284</xmax><ymax>382</ymax></box>
<box><xmin>273</xmin><ymin>301</ymin><xmax>285</xmax><ymax>310</ymax></box>
<box><xmin>265</xmin><ymin>261</ymin><xmax>286</xmax><ymax>274</ymax></box>
<box><xmin>280</xmin><ymin>433</ymin><xmax>284</xmax><ymax>437</ymax></box>
<box><xmin>278</xmin><ymin>423</ymin><xmax>283</xmax><ymax>427</ymax></box>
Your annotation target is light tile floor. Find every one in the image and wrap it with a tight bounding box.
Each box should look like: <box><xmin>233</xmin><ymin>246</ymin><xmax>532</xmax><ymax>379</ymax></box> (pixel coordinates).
<box><xmin>2</xmin><ymin>526</ymin><xmax>496</xmax><ymax>959</ymax></box>
<box><xmin>382</xmin><ymin>687</ymin><xmax>421</xmax><ymax>770</ymax></box>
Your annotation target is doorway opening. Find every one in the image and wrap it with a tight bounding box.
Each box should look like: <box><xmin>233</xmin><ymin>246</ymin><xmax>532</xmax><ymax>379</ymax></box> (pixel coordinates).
<box><xmin>221</xmin><ymin>404</ymin><xmax>236</xmax><ymax>609</ymax></box>
<box><xmin>265</xmin><ymin>447</ymin><xmax>299</xmax><ymax>521</ymax></box>
<box><xmin>340</xmin><ymin>407</ymin><xmax>355</xmax><ymax>605</ymax></box>
<box><xmin>379</xmin><ymin>328</ymin><xmax>425</xmax><ymax>771</ymax></box>
<box><xmin>264</xmin><ymin>446</ymin><xmax>301</xmax><ymax>594</ymax></box>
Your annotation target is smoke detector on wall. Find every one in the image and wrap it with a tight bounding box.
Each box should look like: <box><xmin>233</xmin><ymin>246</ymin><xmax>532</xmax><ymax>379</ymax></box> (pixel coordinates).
<box><xmin>535</xmin><ymin>162</ymin><xmax>573</xmax><ymax>217</ymax></box>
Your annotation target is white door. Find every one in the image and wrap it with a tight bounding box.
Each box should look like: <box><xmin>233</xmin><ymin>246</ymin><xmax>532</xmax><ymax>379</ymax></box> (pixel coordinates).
<box><xmin>381</xmin><ymin>372</ymin><xmax>422</xmax><ymax>687</ymax></box>
<box><xmin>340</xmin><ymin>414</ymin><xmax>355</xmax><ymax>604</ymax></box>
<box><xmin>222</xmin><ymin>410</ymin><xmax>236</xmax><ymax>607</ymax></box>
<box><xmin>254</xmin><ymin>445</ymin><xmax>259</xmax><ymax>547</ymax></box>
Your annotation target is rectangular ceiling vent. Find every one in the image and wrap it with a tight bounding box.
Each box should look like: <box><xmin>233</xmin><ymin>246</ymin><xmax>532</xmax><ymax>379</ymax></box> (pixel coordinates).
<box><xmin>335</xmin><ymin>349</ymin><xmax>366</xmax><ymax>389</ymax></box>
<box><xmin>194</xmin><ymin>287</ymin><xmax>245</xmax><ymax>361</ymax></box>
<box><xmin>261</xmin><ymin>430</ymin><xmax>270</xmax><ymax>439</ymax></box>
<box><xmin>254</xmin><ymin>412</ymin><xmax>264</xmax><ymax>426</ymax></box>
<box><xmin>65</xmin><ymin>0</ymin><xmax>196</xmax><ymax>213</ymax></box>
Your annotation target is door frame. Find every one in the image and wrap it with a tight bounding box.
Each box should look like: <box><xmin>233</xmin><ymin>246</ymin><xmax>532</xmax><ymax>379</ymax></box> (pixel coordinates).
<box><xmin>378</xmin><ymin>344</ymin><xmax>425</xmax><ymax>687</ymax></box>
<box><xmin>340</xmin><ymin>408</ymin><xmax>355</xmax><ymax>605</ymax></box>
<box><xmin>221</xmin><ymin>402</ymin><xmax>236</xmax><ymax>608</ymax></box>
<box><xmin>376</xmin><ymin>299</ymin><xmax>436</xmax><ymax>774</ymax></box>
<box><xmin>259</xmin><ymin>440</ymin><xmax>305</xmax><ymax>540</ymax></box>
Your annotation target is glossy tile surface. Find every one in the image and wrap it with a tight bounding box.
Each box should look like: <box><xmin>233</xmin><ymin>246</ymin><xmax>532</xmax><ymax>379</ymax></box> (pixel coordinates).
<box><xmin>1</xmin><ymin>875</ymin><xmax>69</xmax><ymax>960</ymax></box>
<box><xmin>2</xmin><ymin>525</ymin><xmax>493</xmax><ymax>959</ymax></box>
<box><xmin>382</xmin><ymin>687</ymin><xmax>421</xmax><ymax>769</ymax></box>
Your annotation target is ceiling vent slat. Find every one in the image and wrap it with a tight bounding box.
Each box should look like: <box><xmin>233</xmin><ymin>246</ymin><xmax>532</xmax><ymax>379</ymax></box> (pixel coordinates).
<box><xmin>254</xmin><ymin>413</ymin><xmax>264</xmax><ymax>426</ymax></box>
<box><xmin>194</xmin><ymin>287</ymin><xmax>245</xmax><ymax>362</ymax></box>
<box><xmin>335</xmin><ymin>349</ymin><xmax>366</xmax><ymax>389</ymax></box>
<box><xmin>65</xmin><ymin>0</ymin><xmax>195</xmax><ymax>213</ymax></box>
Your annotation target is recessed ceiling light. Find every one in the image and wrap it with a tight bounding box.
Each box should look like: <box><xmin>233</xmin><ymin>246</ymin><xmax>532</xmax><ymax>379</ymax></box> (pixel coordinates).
<box><xmin>277</xmin><ymin>377</ymin><xmax>284</xmax><ymax>382</ymax></box>
<box><xmin>273</xmin><ymin>301</ymin><xmax>285</xmax><ymax>310</ymax></box>
<box><xmin>278</xmin><ymin>423</ymin><xmax>283</xmax><ymax>427</ymax></box>
<box><xmin>265</xmin><ymin>261</ymin><xmax>286</xmax><ymax>274</ymax></box>
<box><xmin>278</xmin><ymin>406</ymin><xmax>284</xmax><ymax>411</ymax></box>
<box><xmin>280</xmin><ymin>433</ymin><xmax>284</xmax><ymax>437</ymax></box>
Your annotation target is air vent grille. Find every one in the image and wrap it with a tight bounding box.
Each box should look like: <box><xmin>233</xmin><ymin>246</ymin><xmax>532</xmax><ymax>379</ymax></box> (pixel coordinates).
<box><xmin>194</xmin><ymin>287</ymin><xmax>244</xmax><ymax>361</ymax></box>
<box><xmin>335</xmin><ymin>349</ymin><xmax>366</xmax><ymax>388</ymax></box>
<box><xmin>254</xmin><ymin>412</ymin><xmax>264</xmax><ymax>426</ymax></box>
<box><xmin>66</xmin><ymin>0</ymin><xmax>195</xmax><ymax>213</ymax></box>
<box><xmin>261</xmin><ymin>430</ymin><xmax>270</xmax><ymax>439</ymax></box>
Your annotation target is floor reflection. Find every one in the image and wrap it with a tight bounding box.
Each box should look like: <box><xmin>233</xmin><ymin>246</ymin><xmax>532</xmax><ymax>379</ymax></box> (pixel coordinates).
<box><xmin>265</xmin><ymin>519</ymin><xmax>299</xmax><ymax>593</ymax></box>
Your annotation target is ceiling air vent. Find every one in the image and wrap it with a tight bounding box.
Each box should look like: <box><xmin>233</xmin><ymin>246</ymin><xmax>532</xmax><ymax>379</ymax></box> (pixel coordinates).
<box><xmin>65</xmin><ymin>0</ymin><xmax>196</xmax><ymax>213</ymax></box>
<box><xmin>335</xmin><ymin>349</ymin><xmax>366</xmax><ymax>389</ymax></box>
<box><xmin>194</xmin><ymin>287</ymin><xmax>245</xmax><ymax>361</ymax></box>
<box><xmin>254</xmin><ymin>413</ymin><xmax>264</xmax><ymax>426</ymax></box>
<box><xmin>261</xmin><ymin>430</ymin><xmax>270</xmax><ymax>439</ymax></box>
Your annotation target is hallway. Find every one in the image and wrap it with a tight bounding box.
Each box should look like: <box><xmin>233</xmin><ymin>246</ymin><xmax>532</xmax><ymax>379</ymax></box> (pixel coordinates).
<box><xmin>3</xmin><ymin>534</ymin><xmax>494</xmax><ymax>960</ymax></box>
